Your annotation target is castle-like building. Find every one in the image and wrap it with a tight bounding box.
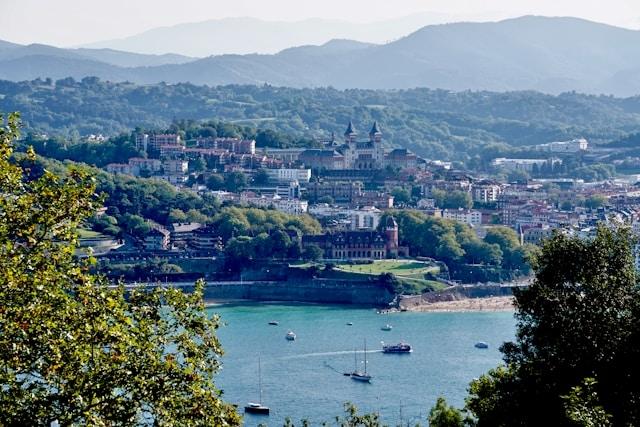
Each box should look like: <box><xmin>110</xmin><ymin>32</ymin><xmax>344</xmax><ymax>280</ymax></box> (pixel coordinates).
<box><xmin>298</xmin><ymin>121</ymin><xmax>418</xmax><ymax>171</ymax></box>
<box><xmin>302</xmin><ymin>216</ymin><xmax>400</xmax><ymax>260</ymax></box>
<box><xmin>342</xmin><ymin>121</ymin><xmax>386</xmax><ymax>170</ymax></box>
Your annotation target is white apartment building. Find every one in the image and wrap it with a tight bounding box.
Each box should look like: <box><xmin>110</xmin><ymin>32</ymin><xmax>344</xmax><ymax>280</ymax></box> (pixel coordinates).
<box><xmin>442</xmin><ymin>208</ymin><xmax>482</xmax><ymax>227</ymax></box>
<box><xmin>350</xmin><ymin>206</ymin><xmax>382</xmax><ymax>230</ymax></box>
<box><xmin>536</xmin><ymin>138</ymin><xmax>588</xmax><ymax>153</ymax></box>
<box><xmin>265</xmin><ymin>168</ymin><xmax>311</xmax><ymax>184</ymax></box>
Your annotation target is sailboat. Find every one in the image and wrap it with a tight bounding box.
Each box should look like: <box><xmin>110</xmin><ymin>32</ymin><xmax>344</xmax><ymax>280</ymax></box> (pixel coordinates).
<box><xmin>350</xmin><ymin>339</ymin><xmax>372</xmax><ymax>383</ymax></box>
<box><xmin>244</xmin><ymin>357</ymin><xmax>270</xmax><ymax>415</ymax></box>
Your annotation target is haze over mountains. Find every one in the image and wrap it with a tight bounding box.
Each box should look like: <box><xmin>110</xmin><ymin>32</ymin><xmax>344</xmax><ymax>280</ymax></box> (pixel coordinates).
<box><xmin>78</xmin><ymin>14</ymin><xmax>471</xmax><ymax>56</ymax></box>
<box><xmin>2</xmin><ymin>16</ymin><xmax>640</xmax><ymax>96</ymax></box>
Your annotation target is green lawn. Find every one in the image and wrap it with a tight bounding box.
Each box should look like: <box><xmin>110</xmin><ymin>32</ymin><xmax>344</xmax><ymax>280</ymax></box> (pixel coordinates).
<box><xmin>336</xmin><ymin>259</ymin><xmax>438</xmax><ymax>277</ymax></box>
<box><xmin>335</xmin><ymin>260</ymin><xmax>446</xmax><ymax>294</ymax></box>
<box><xmin>77</xmin><ymin>228</ymin><xmax>106</xmax><ymax>239</ymax></box>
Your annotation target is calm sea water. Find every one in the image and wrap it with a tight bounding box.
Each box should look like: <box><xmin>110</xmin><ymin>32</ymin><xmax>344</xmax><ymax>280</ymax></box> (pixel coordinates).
<box><xmin>211</xmin><ymin>303</ymin><xmax>515</xmax><ymax>426</ymax></box>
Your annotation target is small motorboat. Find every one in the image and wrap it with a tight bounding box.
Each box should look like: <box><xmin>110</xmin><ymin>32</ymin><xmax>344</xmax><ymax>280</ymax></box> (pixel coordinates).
<box><xmin>286</xmin><ymin>331</ymin><xmax>296</xmax><ymax>341</ymax></box>
<box><xmin>382</xmin><ymin>342</ymin><xmax>412</xmax><ymax>354</ymax></box>
<box><xmin>244</xmin><ymin>402</ymin><xmax>270</xmax><ymax>415</ymax></box>
<box><xmin>346</xmin><ymin>322</ymin><xmax>353</xmax><ymax>326</ymax></box>
<box><xmin>475</xmin><ymin>341</ymin><xmax>489</xmax><ymax>349</ymax></box>
<box><xmin>268</xmin><ymin>321</ymin><xmax>279</xmax><ymax>326</ymax></box>
<box><xmin>381</xmin><ymin>324</ymin><xmax>393</xmax><ymax>331</ymax></box>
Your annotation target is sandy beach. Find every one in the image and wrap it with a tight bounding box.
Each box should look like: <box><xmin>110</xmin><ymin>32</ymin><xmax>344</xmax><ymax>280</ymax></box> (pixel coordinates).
<box><xmin>401</xmin><ymin>296</ymin><xmax>515</xmax><ymax>312</ymax></box>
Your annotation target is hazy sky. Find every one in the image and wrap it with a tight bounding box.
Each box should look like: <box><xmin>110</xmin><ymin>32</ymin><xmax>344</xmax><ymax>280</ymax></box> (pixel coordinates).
<box><xmin>2</xmin><ymin>0</ymin><xmax>640</xmax><ymax>46</ymax></box>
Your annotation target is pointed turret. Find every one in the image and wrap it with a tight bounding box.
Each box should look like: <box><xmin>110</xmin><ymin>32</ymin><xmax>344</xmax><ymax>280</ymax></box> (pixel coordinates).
<box><xmin>344</xmin><ymin>120</ymin><xmax>357</xmax><ymax>143</ymax></box>
<box><xmin>369</xmin><ymin>121</ymin><xmax>382</xmax><ymax>143</ymax></box>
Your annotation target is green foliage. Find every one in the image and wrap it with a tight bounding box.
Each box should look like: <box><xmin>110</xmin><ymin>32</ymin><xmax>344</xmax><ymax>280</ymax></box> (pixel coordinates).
<box><xmin>428</xmin><ymin>397</ymin><xmax>468</xmax><ymax>427</ymax></box>
<box><xmin>5</xmin><ymin>79</ymin><xmax>640</xmax><ymax>163</ymax></box>
<box><xmin>0</xmin><ymin>112</ymin><xmax>240</xmax><ymax>425</ymax></box>
<box><xmin>465</xmin><ymin>226</ymin><xmax>640</xmax><ymax>426</ymax></box>
<box><xmin>431</xmin><ymin>189</ymin><xmax>473</xmax><ymax>209</ymax></box>
<box><xmin>391</xmin><ymin>187</ymin><xmax>411</xmax><ymax>205</ymax></box>
<box><xmin>562</xmin><ymin>378</ymin><xmax>612</xmax><ymax>427</ymax></box>
<box><xmin>383</xmin><ymin>211</ymin><xmax>529</xmax><ymax>277</ymax></box>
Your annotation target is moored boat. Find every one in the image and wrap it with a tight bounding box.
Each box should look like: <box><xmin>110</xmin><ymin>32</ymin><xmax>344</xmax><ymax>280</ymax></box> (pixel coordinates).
<box><xmin>268</xmin><ymin>320</ymin><xmax>279</xmax><ymax>326</ymax></box>
<box><xmin>350</xmin><ymin>339</ymin><xmax>372</xmax><ymax>383</ymax></box>
<box><xmin>244</xmin><ymin>357</ymin><xmax>269</xmax><ymax>415</ymax></box>
<box><xmin>286</xmin><ymin>331</ymin><xmax>296</xmax><ymax>341</ymax></box>
<box><xmin>475</xmin><ymin>341</ymin><xmax>489</xmax><ymax>349</ymax></box>
<box><xmin>381</xmin><ymin>324</ymin><xmax>393</xmax><ymax>331</ymax></box>
<box><xmin>244</xmin><ymin>402</ymin><xmax>270</xmax><ymax>415</ymax></box>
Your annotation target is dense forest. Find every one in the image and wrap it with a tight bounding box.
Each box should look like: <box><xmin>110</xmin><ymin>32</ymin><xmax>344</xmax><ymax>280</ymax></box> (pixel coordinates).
<box><xmin>3</xmin><ymin>78</ymin><xmax>640</xmax><ymax>162</ymax></box>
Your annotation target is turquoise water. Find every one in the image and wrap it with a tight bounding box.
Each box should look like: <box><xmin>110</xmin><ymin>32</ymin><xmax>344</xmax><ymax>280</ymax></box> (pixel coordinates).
<box><xmin>211</xmin><ymin>303</ymin><xmax>516</xmax><ymax>426</ymax></box>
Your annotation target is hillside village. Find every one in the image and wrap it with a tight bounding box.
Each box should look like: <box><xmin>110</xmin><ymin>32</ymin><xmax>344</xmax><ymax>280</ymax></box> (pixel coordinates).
<box><xmin>79</xmin><ymin>119</ymin><xmax>640</xmax><ymax>284</ymax></box>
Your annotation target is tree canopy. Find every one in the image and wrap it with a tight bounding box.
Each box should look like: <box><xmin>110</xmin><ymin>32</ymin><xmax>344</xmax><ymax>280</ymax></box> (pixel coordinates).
<box><xmin>0</xmin><ymin>112</ymin><xmax>240</xmax><ymax>425</ymax></box>
<box><xmin>465</xmin><ymin>226</ymin><xmax>640</xmax><ymax>426</ymax></box>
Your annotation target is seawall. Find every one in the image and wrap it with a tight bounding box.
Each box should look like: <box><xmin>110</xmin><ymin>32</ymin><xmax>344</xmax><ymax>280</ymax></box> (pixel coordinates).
<box><xmin>127</xmin><ymin>278</ymin><xmax>395</xmax><ymax>306</ymax></box>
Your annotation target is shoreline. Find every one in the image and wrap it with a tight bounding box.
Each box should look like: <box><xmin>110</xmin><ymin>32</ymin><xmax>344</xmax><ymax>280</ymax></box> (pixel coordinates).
<box><xmin>400</xmin><ymin>296</ymin><xmax>515</xmax><ymax>312</ymax></box>
<box><xmin>205</xmin><ymin>295</ymin><xmax>516</xmax><ymax>313</ymax></box>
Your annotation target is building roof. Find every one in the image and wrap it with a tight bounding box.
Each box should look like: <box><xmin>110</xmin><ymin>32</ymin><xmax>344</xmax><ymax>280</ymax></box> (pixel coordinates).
<box><xmin>344</xmin><ymin>120</ymin><xmax>357</xmax><ymax>136</ymax></box>
<box><xmin>369</xmin><ymin>121</ymin><xmax>381</xmax><ymax>135</ymax></box>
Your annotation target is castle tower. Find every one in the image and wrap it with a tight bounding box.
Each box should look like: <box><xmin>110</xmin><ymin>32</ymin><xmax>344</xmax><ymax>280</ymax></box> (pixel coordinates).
<box><xmin>344</xmin><ymin>120</ymin><xmax>357</xmax><ymax>143</ymax></box>
<box><xmin>369</xmin><ymin>121</ymin><xmax>384</xmax><ymax>167</ymax></box>
<box><xmin>369</xmin><ymin>121</ymin><xmax>382</xmax><ymax>143</ymax></box>
<box><xmin>385</xmin><ymin>215</ymin><xmax>399</xmax><ymax>258</ymax></box>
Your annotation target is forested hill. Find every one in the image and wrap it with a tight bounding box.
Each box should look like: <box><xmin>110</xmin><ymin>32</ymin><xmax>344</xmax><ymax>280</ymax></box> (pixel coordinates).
<box><xmin>3</xmin><ymin>17</ymin><xmax>640</xmax><ymax>95</ymax></box>
<box><xmin>3</xmin><ymin>78</ymin><xmax>640</xmax><ymax>161</ymax></box>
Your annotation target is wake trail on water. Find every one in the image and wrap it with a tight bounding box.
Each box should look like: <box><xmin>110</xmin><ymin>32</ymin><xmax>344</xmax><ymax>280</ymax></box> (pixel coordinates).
<box><xmin>279</xmin><ymin>349</ymin><xmax>382</xmax><ymax>360</ymax></box>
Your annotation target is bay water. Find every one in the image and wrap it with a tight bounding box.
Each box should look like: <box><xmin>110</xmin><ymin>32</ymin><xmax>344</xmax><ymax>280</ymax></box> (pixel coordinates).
<box><xmin>211</xmin><ymin>303</ymin><xmax>516</xmax><ymax>426</ymax></box>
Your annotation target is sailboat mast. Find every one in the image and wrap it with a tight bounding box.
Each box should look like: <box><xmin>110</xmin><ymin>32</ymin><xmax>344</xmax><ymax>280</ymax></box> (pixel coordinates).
<box><xmin>258</xmin><ymin>357</ymin><xmax>262</xmax><ymax>404</ymax></box>
<box><xmin>364</xmin><ymin>339</ymin><xmax>367</xmax><ymax>374</ymax></box>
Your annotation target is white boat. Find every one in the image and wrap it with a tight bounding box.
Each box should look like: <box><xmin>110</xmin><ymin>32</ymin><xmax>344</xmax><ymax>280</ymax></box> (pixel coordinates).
<box><xmin>244</xmin><ymin>358</ymin><xmax>269</xmax><ymax>415</ymax></box>
<box><xmin>286</xmin><ymin>331</ymin><xmax>296</xmax><ymax>341</ymax></box>
<box><xmin>350</xmin><ymin>339</ymin><xmax>372</xmax><ymax>383</ymax></box>
<box><xmin>381</xmin><ymin>324</ymin><xmax>393</xmax><ymax>331</ymax></box>
<box><xmin>346</xmin><ymin>322</ymin><xmax>353</xmax><ymax>326</ymax></box>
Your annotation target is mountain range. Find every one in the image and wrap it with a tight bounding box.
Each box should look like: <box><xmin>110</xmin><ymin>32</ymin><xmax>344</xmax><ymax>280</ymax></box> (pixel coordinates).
<box><xmin>78</xmin><ymin>14</ymin><xmax>471</xmax><ymax>57</ymax></box>
<box><xmin>2</xmin><ymin>16</ymin><xmax>640</xmax><ymax>96</ymax></box>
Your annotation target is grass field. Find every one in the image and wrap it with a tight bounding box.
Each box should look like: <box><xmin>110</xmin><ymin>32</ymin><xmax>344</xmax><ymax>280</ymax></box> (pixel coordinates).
<box><xmin>77</xmin><ymin>228</ymin><xmax>106</xmax><ymax>239</ymax></box>
<box><xmin>336</xmin><ymin>260</ymin><xmax>446</xmax><ymax>294</ymax></box>
<box><xmin>336</xmin><ymin>260</ymin><xmax>438</xmax><ymax>277</ymax></box>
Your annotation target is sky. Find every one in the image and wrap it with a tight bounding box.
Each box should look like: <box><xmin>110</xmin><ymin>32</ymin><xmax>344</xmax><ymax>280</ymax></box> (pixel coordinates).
<box><xmin>1</xmin><ymin>0</ymin><xmax>640</xmax><ymax>47</ymax></box>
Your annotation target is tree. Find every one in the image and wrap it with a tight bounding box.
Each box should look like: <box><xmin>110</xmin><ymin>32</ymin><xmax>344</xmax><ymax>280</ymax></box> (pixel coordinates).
<box><xmin>206</xmin><ymin>173</ymin><xmax>225</xmax><ymax>191</ymax></box>
<box><xmin>253</xmin><ymin>168</ymin><xmax>271</xmax><ymax>186</ymax></box>
<box><xmin>428</xmin><ymin>397</ymin><xmax>467</xmax><ymax>427</ymax></box>
<box><xmin>302</xmin><ymin>244</ymin><xmax>323</xmax><ymax>261</ymax></box>
<box><xmin>584</xmin><ymin>195</ymin><xmax>606</xmax><ymax>210</ymax></box>
<box><xmin>189</xmin><ymin>157</ymin><xmax>207</xmax><ymax>173</ymax></box>
<box><xmin>0</xmin><ymin>113</ymin><xmax>240</xmax><ymax>425</ymax></box>
<box><xmin>466</xmin><ymin>226</ymin><xmax>640</xmax><ymax>426</ymax></box>
<box><xmin>224</xmin><ymin>171</ymin><xmax>247</xmax><ymax>192</ymax></box>
<box><xmin>391</xmin><ymin>187</ymin><xmax>411</xmax><ymax>205</ymax></box>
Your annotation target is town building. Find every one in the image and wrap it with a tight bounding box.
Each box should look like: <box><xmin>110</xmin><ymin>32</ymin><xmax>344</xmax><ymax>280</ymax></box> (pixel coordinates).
<box><xmin>536</xmin><ymin>138</ymin><xmax>588</xmax><ymax>153</ymax></box>
<box><xmin>442</xmin><ymin>208</ymin><xmax>482</xmax><ymax>227</ymax></box>
<box><xmin>473</xmin><ymin>180</ymin><xmax>503</xmax><ymax>202</ymax></box>
<box><xmin>143</xmin><ymin>228</ymin><xmax>170</xmax><ymax>251</ymax></box>
<box><xmin>196</xmin><ymin>137</ymin><xmax>256</xmax><ymax>154</ymax></box>
<box><xmin>265</xmin><ymin>168</ymin><xmax>311</xmax><ymax>184</ymax></box>
<box><xmin>350</xmin><ymin>206</ymin><xmax>383</xmax><ymax>230</ymax></box>
<box><xmin>191</xmin><ymin>226</ymin><xmax>223</xmax><ymax>251</ymax></box>
<box><xmin>302</xmin><ymin>216</ymin><xmax>400</xmax><ymax>260</ymax></box>
<box><xmin>169</xmin><ymin>223</ymin><xmax>203</xmax><ymax>248</ymax></box>
<box><xmin>306</xmin><ymin>180</ymin><xmax>363</xmax><ymax>203</ymax></box>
